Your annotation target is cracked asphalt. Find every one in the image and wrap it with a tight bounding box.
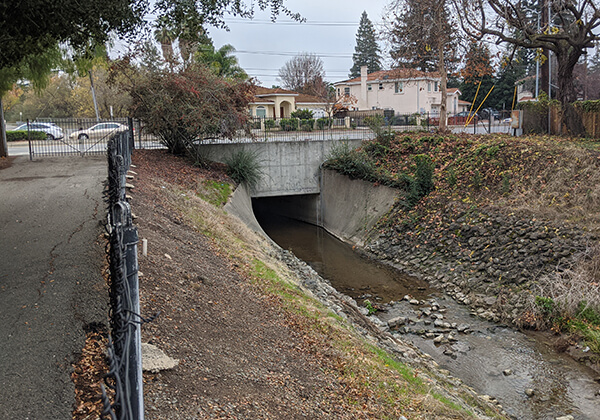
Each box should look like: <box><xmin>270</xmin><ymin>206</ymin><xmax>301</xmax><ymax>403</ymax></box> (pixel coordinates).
<box><xmin>0</xmin><ymin>156</ymin><xmax>108</xmax><ymax>419</ymax></box>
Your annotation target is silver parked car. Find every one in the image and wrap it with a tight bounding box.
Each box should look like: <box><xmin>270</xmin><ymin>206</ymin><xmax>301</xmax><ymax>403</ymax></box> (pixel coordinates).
<box><xmin>69</xmin><ymin>122</ymin><xmax>129</xmax><ymax>141</ymax></box>
<box><xmin>14</xmin><ymin>122</ymin><xmax>64</xmax><ymax>140</ymax></box>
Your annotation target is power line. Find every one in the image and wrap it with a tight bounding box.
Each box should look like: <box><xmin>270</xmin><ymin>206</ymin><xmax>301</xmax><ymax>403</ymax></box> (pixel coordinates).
<box><xmin>223</xmin><ymin>18</ymin><xmax>378</xmax><ymax>27</ymax></box>
<box><xmin>236</xmin><ymin>49</ymin><xmax>353</xmax><ymax>58</ymax></box>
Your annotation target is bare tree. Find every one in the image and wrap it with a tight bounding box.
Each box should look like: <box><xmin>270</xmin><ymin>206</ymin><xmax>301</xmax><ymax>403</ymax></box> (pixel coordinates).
<box><xmin>385</xmin><ymin>0</ymin><xmax>459</xmax><ymax>130</ymax></box>
<box><xmin>278</xmin><ymin>53</ymin><xmax>326</xmax><ymax>95</ymax></box>
<box><xmin>454</xmin><ymin>0</ymin><xmax>600</xmax><ymax>135</ymax></box>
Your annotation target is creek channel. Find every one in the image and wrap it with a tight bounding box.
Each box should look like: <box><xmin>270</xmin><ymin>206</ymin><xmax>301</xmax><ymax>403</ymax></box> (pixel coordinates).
<box><xmin>253</xmin><ymin>208</ymin><xmax>600</xmax><ymax>420</ymax></box>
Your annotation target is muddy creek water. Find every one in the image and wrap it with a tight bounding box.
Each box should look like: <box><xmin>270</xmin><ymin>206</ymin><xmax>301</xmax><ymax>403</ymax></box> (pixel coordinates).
<box><xmin>255</xmin><ymin>211</ymin><xmax>600</xmax><ymax>420</ymax></box>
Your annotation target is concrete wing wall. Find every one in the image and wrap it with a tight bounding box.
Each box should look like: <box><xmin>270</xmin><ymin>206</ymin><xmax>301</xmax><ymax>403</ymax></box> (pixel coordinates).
<box><xmin>320</xmin><ymin>169</ymin><xmax>399</xmax><ymax>246</ymax></box>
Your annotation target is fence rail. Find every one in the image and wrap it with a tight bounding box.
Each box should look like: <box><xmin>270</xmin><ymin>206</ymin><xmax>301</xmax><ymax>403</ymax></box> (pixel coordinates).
<box><xmin>9</xmin><ymin>111</ymin><xmax>526</xmax><ymax>158</ymax></box>
<box><xmin>102</xmin><ymin>130</ymin><xmax>147</xmax><ymax>420</ymax></box>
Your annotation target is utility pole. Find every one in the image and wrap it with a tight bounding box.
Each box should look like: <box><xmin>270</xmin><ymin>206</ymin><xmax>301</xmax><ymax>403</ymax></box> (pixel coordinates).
<box><xmin>89</xmin><ymin>71</ymin><xmax>100</xmax><ymax>122</ymax></box>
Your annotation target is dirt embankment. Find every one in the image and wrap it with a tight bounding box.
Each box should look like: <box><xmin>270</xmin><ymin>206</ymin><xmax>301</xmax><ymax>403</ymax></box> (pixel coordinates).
<box><xmin>129</xmin><ymin>150</ymin><xmax>506</xmax><ymax>420</ymax></box>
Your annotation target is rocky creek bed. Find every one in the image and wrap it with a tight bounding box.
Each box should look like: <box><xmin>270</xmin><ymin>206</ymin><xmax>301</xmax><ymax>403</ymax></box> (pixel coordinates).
<box><xmin>257</xmin><ymin>210</ymin><xmax>600</xmax><ymax>419</ymax></box>
<box><xmin>365</xmin><ymin>205</ymin><xmax>598</xmax><ymax>334</ymax></box>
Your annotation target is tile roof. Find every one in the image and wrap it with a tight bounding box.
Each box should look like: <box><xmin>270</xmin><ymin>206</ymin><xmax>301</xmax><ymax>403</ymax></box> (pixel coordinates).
<box><xmin>337</xmin><ymin>68</ymin><xmax>440</xmax><ymax>84</ymax></box>
<box><xmin>254</xmin><ymin>86</ymin><xmax>298</xmax><ymax>96</ymax></box>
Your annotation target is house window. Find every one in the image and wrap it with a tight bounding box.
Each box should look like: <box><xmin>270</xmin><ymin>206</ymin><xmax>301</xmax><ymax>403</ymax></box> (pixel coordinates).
<box><xmin>427</xmin><ymin>82</ymin><xmax>432</xmax><ymax>92</ymax></box>
<box><xmin>337</xmin><ymin>88</ymin><xmax>340</xmax><ymax>96</ymax></box>
<box><xmin>394</xmin><ymin>82</ymin><xmax>403</xmax><ymax>93</ymax></box>
<box><xmin>434</xmin><ymin>81</ymin><xmax>439</xmax><ymax>92</ymax></box>
<box><xmin>378</xmin><ymin>83</ymin><xmax>384</xmax><ymax>90</ymax></box>
<box><xmin>368</xmin><ymin>84</ymin><xmax>372</xmax><ymax>91</ymax></box>
<box><xmin>256</xmin><ymin>106</ymin><xmax>266</xmax><ymax>118</ymax></box>
<box><xmin>344</xmin><ymin>87</ymin><xmax>350</xmax><ymax>95</ymax></box>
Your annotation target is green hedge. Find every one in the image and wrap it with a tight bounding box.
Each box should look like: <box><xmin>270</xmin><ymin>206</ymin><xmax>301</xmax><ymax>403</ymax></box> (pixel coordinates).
<box><xmin>279</xmin><ymin>118</ymin><xmax>298</xmax><ymax>131</ymax></box>
<box><xmin>6</xmin><ymin>130</ymin><xmax>47</xmax><ymax>141</ymax></box>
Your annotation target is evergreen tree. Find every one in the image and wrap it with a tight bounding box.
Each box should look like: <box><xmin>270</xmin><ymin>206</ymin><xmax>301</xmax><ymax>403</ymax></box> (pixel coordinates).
<box><xmin>349</xmin><ymin>12</ymin><xmax>382</xmax><ymax>78</ymax></box>
<box><xmin>387</xmin><ymin>0</ymin><xmax>458</xmax><ymax>129</ymax></box>
<box><xmin>459</xmin><ymin>42</ymin><xmax>494</xmax><ymax>108</ymax></box>
<box><xmin>389</xmin><ymin>0</ymin><xmax>457</xmax><ymax>73</ymax></box>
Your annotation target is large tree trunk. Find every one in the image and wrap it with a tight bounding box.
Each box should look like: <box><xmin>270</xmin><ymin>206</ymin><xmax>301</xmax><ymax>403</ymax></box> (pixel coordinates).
<box><xmin>438</xmin><ymin>39</ymin><xmax>448</xmax><ymax>131</ymax></box>
<box><xmin>556</xmin><ymin>46</ymin><xmax>585</xmax><ymax>136</ymax></box>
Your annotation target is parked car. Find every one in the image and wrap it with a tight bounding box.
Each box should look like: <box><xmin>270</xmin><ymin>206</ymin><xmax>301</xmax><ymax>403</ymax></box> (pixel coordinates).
<box><xmin>69</xmin><ymin>122</ymin><xmax>129</xmax><ymax>141</ymax></box>
<box><xmin>448</xmin><ymin>111</ymin><xmax>480</xmax><ymax>125</ymax></box>
<box><xmin>13</xmin><ymin>122</ymin><xmax>64</xmax><ymax>140</ymax></box>
<box><xmin>480</xmin><ymin>108</ymin><xmax>499</xmax><ymax>121</ymax></box>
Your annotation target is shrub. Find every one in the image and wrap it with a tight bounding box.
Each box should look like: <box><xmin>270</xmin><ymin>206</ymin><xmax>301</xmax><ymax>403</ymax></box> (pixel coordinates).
<box><xmin>6</xmin><ymin>130</ymin><xmax>47</xmax><ymax>141</ymax></box>
<box><xmin>324</xmin><ymin>142</ymin><xmax>376</xmax><ymax>182</ymax></box>
<box><xmin>279</xmin><ymin>118</ymin><xmax>298</xmax><ymax>131</ymax></box>
<box><xmin>224</xmin><ymin>149</ymin><xmax>263</xmax><ymax>189</ymax></box>
<box><xmin>291</xmin><ymin>109</ymin><xmax>313</xmax><ymax>120</ymax></box>
<box><xmin>300</xmin><ymin>119</ymin><xmax>313</xmax><ymax>132</ymax></box>
<box><xmin>126</xmin><ymin>63</ymin><xmax>254</xmax><ymax>155</ymax></box>
<box><xmin>316</xmin><ymin>117</ymin><xmax>332</xmax><ymax>130</ymax></box>
<box><xmin>264</xmin><ymin>119</ymin><xmax>276</xmax><ymax>130</ymax></box>
<box><xmin>405</xmin><ymin>154</ymin><xmax>435</xmax><ymax>207</ymax></box>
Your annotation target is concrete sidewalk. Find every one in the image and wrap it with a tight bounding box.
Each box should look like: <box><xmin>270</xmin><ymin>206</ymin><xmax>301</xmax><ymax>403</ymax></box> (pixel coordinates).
<box><xmin>0</xmin><ymin>156</ymin><xmax>108</xmax><ymax>419</ymax></box>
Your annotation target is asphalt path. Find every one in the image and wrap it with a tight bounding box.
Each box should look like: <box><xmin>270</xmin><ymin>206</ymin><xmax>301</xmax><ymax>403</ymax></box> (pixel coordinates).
<box><xmin>0</xmin><ymin>156</ymin><xmax>108</xmax><ymax>419</ymax></box>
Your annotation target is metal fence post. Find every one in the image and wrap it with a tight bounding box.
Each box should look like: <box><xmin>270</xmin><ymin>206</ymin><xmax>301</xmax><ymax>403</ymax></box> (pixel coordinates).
<box><xmin>123</xmin><ymin>225</ymin><xmax>143</xmax><ymax>420</ymax></box>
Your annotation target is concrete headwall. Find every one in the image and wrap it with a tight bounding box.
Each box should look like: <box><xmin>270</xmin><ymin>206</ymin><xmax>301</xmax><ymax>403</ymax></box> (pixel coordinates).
<box><xmin>320</xmin><ymin>169</ymin><xmax>399</xmax><ymax>246</ymax></box>
<box><xmin>200</xmin><ymin>139</ymin><xmax>363</xmax><ymax>197</ymax></box>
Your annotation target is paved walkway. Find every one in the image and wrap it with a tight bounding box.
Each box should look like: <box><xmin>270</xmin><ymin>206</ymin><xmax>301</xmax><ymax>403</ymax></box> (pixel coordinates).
<box><xmin>0</xmin><ymin>156</ymin><xmax>108</xmax><ymax>419</ymax></box>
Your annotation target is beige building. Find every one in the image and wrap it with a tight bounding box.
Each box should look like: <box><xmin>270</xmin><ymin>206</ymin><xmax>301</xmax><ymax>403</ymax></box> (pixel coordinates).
<box><xmin>248</xmin><ymin>87</ymin><xmax>328</xmax><ymax>119</ymax></box>
<box><xmin>334</xmin><ymin>66</ymin><xmax>467</xmax><ymax>116</ymax></box>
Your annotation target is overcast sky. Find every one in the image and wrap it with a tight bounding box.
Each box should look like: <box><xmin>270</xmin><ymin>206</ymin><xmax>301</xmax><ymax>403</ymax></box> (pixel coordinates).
<box><xmin>208</xmin><ymin>0</ymin><xmax>391</xmax><ymax>87</ymax></box>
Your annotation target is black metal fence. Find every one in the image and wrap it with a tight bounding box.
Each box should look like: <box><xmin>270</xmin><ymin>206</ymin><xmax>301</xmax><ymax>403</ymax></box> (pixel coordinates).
<box><xmin>12</xmin><ymin>111</ymin><xmax>521</xmax><ymax>159</ymax></box>
<box><xmin>102</xmin><ymin>130</ymin><xmax>148</xmax><ymax>420</ymax></box>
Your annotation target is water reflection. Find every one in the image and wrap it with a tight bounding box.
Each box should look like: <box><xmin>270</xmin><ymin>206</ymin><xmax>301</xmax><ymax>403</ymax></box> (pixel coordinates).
<box><xmin>254</xmin><ymin>211</ymin><xmax>433</xmax><ymax>303</ymax></box>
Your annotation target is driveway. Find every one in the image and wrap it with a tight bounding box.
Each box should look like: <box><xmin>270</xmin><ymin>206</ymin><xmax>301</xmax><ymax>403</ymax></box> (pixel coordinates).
<box><xmin>0</xmin><ymin>156</ymin><xmax>108</xmax><ymax>419</ymax></box>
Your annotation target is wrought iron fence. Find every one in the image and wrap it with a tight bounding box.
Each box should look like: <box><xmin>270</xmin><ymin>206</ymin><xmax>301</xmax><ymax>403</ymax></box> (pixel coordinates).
<box><xmin>15</xmin><ymin>111</ymin><xmax>521</xmax><ymax>159</ymax></box>
<box><xmin>102</xmin><ymin>130</ymin><xmax>152</xmax><ymax>420</ymax></box>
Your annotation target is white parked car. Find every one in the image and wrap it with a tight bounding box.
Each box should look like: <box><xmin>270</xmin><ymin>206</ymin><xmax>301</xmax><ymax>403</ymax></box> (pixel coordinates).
<box><xmin>69</xmin><ymin>122</ymin><xmax>129</xmax><ymax>141</ymax></box>
<box><xmin>14</xmin><ymin>122</ymin><xmax>64</xmax><ymax>140</ymax></box>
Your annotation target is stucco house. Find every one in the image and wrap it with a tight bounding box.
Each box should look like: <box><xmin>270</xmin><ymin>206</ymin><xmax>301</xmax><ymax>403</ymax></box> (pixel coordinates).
<box><xmin>248</xmin><ymin>86</ymin><xmax>328</xmax><ymax>119</ymax></box>
<box><xmin>333</xmin><ymin>66</ymin><xmax>469</xmax><ymax>116</ymax></box>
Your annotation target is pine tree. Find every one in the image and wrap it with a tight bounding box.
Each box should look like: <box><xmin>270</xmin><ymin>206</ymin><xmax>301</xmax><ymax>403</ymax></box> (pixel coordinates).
<box><xmin>349</xmin><ymin>12</ymin><xmax>382</xmax><ymax>78</ymax></box>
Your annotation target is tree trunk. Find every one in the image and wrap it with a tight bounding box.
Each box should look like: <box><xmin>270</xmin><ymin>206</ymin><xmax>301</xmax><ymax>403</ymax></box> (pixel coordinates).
<box><xmin>556</xmin><ymin>47</ymin><xmax>585</xmax><ymax>136</ymax></box>
<box><xmin>0</xmin><ymin>98</ymin><xmax>8</xmax><ymax>158</ymax></box>
<box><xmin>438</xmin><ymin>38</ymin><xmax>448</xmax><ymax>131</ymax></box>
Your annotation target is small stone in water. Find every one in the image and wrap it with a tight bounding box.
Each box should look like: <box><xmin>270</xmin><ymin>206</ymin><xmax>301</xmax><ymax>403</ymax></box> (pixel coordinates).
<box><xmin>503</xmin><ymin>369</ymin><xmax>513</xmax><ymax>376</ymax></box>
<box><xmin>409</xmin><ymin>299</ymin><xmax>419</xmax><ymax>305</ymax></box>
<box><xmin>525</xmin><ymin>389</ymin><xmax>535</xmax><ymax>397</ymax></box>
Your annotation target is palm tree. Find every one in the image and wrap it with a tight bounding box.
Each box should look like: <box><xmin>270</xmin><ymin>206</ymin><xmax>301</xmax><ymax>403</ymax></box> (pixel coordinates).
<box><xmin>196</xmin><ymin>44</ymin><xmax>247</xmax><ymax>80</ymax></box>
<box><xmin>154</xmin><ymin>23</ymin><xmax>176</xmax><ymax>64</ymax></box>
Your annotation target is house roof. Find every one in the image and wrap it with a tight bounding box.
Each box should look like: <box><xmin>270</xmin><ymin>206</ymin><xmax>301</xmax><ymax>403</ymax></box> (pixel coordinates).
<box><xmin>295</xmin><ymin>93</ymin><xmax>324</xmax><ymax>104</ymax></box>
<box><xmin>458</xmin><ymin>100</ymin><xmax>471</xmax><ymax>105</ymax></box>
<box><xmin>254</xmin><ymin>86</ymin><xmax>298</xmax><ymax>97</ymax></box>
<box><xmin>335</xmin><ymin>68</ymin><xmax>440</xmax><ymax>85</ymax></box>
<box><xmin>249</xmin><ymin>86</ymin><xmax>327</xmax><ymax>106</ymax></box>
<box><xmin>448</xmin><ymin>88</ymin><xmax>461</xmax><ymax>95</ymax></box>
<box><xmin>519</xmin><ymin>95</ymin><xmax>536</xmax><ymax>102</ymax></box>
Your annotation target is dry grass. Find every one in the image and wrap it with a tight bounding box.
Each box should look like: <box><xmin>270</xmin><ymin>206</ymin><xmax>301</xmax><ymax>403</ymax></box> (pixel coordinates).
<box><xmin>521</xmin><ymin>244</ymin><xmax>600</xmax><ymax>329</ymax></box>
<box><xmin>505</xmin><ymin>144</ymin><xmax>600</xmax><ymax>230</ymax></box>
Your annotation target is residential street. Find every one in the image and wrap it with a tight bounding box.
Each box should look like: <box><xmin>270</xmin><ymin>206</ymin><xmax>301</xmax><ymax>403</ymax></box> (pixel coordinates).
<box><xmin>0</xmin><ymin>156</ymin><xmax>108</xmax><ymax>419</ymax></box>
